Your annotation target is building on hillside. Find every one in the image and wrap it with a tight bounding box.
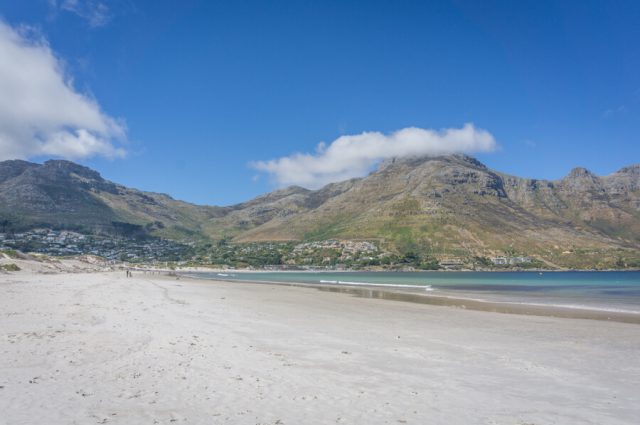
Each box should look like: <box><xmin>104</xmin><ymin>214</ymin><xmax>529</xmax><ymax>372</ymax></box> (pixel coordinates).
<box><xmin>491</xmin><ymin>256</ymin><xmax>532</xmax><ymax>265</ymax></box>
<box><xmin>439</xmin><ymin>258</ymin><xmax>464</xmax><ymax>270</ymax></box>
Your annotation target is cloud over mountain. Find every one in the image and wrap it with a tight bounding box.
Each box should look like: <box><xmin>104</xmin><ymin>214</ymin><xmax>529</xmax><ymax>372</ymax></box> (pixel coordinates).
<box><xmin>251</xmin><ymin>124</ymin><xmax>497</xmax><ymax>188</ymax></box>
<box><xmin>0</xmin><ymin>20</ymin><xmax>125</xmax><ymax>161</ymax></box>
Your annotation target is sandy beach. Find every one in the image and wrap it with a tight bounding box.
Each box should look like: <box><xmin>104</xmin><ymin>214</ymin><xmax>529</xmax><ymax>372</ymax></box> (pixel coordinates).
<box><xmin>1</xmin><ymin>270</ymin><xmax>639</xmax><ymax>425</ymax></box>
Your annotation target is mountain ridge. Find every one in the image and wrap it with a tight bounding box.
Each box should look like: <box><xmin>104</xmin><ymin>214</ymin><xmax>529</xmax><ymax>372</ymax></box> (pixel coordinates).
<box><xmin>1</xmin><ymin>155</ymin><xmax>638</xmax><ymax>267</ymax></box>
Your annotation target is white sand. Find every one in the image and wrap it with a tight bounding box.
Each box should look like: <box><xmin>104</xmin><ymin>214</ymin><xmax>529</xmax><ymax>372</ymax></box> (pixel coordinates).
<box><xmin>0</xmin><ymin>252</ymin><xmax>113</xmax><ymax>274</ymax></box>
<box><xmin>1</xmin><ymin>270</ymin><xmax>639</xmax><ymax>425</ymax></box>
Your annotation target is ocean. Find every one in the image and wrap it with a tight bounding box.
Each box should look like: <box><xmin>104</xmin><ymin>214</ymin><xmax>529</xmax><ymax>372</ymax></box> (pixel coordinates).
<box><xmin>185</xmin><ymin>270</ymin><xmax>640</xmax><ymax>315</ymax></box>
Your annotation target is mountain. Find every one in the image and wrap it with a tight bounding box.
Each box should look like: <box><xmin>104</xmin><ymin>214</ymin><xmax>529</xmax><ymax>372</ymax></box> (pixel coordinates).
<box><xmin>0</xmin><ymin>159</ymin><xmax>223</xmax><ymax>240</ymax></box>
<box><xmin>1</xmin><ymin>156</ymin><xmax>639</xmax><ymax>267</ymax></box>
<box><xmin>204</xmin><ymin>155</ymin><xmax>640</xmax><ymax>268</ymax></box>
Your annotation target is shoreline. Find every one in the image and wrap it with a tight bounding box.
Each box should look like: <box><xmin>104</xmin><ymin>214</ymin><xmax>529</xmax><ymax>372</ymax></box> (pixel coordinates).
<box><xmin>179</xmin><ymin>273</ymin><xmax>640</xmax><ymax>324</ymax></box>
<box><xmin>148</xmin><ymin>265</ymin><xmax>640</xmax><ymax>273</ymax></box>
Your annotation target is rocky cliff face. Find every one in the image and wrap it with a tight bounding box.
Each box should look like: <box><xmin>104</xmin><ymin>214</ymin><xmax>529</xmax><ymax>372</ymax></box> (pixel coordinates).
<box><xmin>498</xmin><ymin>163</ymin><xmax>640</xmax><ymax>244</ymax></box>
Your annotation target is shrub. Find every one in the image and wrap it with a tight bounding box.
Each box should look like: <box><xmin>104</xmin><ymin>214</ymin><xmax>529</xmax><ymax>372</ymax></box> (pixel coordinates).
<box><xmin>1</xmin><ymin>263</ymin><xmax>21</xmax><ymax>272</ymax></box>
<box><xmin>0</xmin><ymin>249</ymin><xmax>19</xmax><ymax>259</ymax></box>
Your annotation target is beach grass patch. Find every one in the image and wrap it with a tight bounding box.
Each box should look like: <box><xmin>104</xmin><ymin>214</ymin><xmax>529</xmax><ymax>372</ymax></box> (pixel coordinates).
<box><xmin>1</xmin><ymin>263</ymin><xmax>21</xmax><ymax>271</ymax></box>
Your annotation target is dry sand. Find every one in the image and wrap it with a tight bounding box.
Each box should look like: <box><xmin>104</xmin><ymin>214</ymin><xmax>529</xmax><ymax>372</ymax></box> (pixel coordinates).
<box><xmin>0</xmin><ymin>252</ymin><xmax>113</xmax><ymax>274</ymax></box>
<box><xmin>1</xmin><ymin>269</ymin><xmax>639</xmax><ymax>425</ymax></box>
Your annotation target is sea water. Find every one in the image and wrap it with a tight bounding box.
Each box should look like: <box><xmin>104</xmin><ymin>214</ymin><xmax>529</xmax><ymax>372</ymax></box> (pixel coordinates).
<box><xmin>187</xmin><ymin>271</ymin><xmax>640</xmax><ymax>314</ymax></box>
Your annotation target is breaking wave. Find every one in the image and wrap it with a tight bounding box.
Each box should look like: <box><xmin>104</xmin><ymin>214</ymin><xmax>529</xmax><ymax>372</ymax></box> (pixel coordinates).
<box><xmin>319</xmin><ymin>280</ymin><xmax>434</xmax><ymax>291</ymax></box>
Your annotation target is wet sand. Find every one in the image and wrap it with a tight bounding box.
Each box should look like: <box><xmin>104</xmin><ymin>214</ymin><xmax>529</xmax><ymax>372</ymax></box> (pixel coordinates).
<box><xmin>183</xmin><ymin>274</ymin><xmax>640</xmax><ymax>324</ymax></box>
<box><xmin>1</xmin><ymin>271</ymin><xmax>639</xmax><ymax>424</ymax></box>
<box><xmin>317</xmin><ymin>285</ymin><xmax>640</xmax><ymax>324</ymax></box>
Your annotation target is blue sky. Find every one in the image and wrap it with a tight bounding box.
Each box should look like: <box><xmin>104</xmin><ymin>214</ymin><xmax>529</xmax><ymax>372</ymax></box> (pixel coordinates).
<box><xmin>0</xmin><ymin>0</ymin><xmax>639</xmax><ymax>205</ymax></box>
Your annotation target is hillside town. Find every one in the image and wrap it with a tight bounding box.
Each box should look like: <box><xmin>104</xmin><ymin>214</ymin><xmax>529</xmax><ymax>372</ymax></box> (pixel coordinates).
<box><xmin>0</xmin><ymin>229</ymin><xmax>541</xmax><ymax>270</ymax></box>
<box><xmin>0</xmin><ymin>229</ymin><xmax>192</xmax><ymax>262</ymax></box>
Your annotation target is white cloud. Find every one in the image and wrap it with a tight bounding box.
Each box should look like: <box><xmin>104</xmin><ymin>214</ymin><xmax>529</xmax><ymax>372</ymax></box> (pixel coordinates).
<box><xmin>251</xmin><ymin>124</ymin><xmax>497</xmax><ymax>189</ymax></box>
<box><xmin>0</xmin><ymin>20</ymin><xmax>126</xmax><ymax>161</ymax></box>
<box><xmin>50</xmin><ymin>0</ymin><xmax>111</xmax><ymax>28</ymax></box>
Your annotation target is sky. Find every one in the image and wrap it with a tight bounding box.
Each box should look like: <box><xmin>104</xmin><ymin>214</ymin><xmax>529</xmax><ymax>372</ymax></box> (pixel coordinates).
<box><xmin>0</xmin><ymin>0</ymin><xmax>638</xmax><ymax>205</ymax></box>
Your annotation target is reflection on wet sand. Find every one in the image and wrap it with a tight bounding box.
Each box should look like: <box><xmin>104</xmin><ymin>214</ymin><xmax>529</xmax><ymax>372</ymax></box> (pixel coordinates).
<box><xmin>181</xmin><ymin>273</ymin><xmax>640</xmax><ymax>324</ymax></box>
<box><xmin>313</xmin><ymin>284</ymin><xmax>640</xmax><ymax>324</ymax></box>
